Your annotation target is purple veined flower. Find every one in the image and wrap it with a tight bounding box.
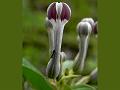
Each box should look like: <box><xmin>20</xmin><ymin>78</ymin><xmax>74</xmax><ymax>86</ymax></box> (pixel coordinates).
<box><xmin>46</xmin><ymin>2</ymin><xmax>71</xmax><ymax>79</ymax></box>
<box><xmin>73</xmin><ymin>21</ymin><xmax>92</xmax><ymax>73</ymax></box>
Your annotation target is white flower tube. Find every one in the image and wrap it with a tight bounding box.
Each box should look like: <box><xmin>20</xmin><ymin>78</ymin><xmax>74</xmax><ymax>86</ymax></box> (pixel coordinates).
<box><xmin>73</xmin><ymin>21</ymin><xmax>92</xmax><ymax>73</ymax></box>
<box><xmin>46</xmin><ymin>2</ymin><xmax>71</xmax><ymax>79</ymax></box>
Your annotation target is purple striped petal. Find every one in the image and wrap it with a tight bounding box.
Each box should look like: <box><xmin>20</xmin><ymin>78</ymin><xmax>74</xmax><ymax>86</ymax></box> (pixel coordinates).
<box><xmin>61</xmin><ymin>3</ymin><xmax>71</xmax><ymax>21</ymax></box>
<box><xmin>47</xmin><ymin>2</ymin><xmax>57</xmax><ymax>20</ymax></box>
<box><xmin>47</xmin><ymin>2</ymin><xmax>71</xmax><ymax>21</ymax></box>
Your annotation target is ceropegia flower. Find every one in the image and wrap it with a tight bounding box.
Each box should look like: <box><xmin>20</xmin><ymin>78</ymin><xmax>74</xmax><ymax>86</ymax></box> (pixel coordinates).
<box><xmin>46</xmin><ymin>2</ymin><xmax>71</xmax><ymax>79</ymax></box>
<box><xmin>73</xmin><ymin>21</ymin><xmax>92</xmax><ymax>73</ymax></box>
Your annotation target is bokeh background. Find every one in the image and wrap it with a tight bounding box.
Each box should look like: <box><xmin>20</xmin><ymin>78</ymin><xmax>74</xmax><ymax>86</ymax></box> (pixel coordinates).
<box><xmin>23</xmin><ymin>0</ymin><xmax>97</xmax><ymax>76</ymax></box>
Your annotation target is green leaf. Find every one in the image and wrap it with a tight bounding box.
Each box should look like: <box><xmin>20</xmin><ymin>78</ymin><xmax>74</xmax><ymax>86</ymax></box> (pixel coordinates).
<box><xmin>72</xmin><ymin>84</ymin><xmax>96</xmax><ymax>90</ymax></box>
<box><xmin>22</xmin><ymin>58</ymin><xmax>52</xmax><ymax>90</ymax></box>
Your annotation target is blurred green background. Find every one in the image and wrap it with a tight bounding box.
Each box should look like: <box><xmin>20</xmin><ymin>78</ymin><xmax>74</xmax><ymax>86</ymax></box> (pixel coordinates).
<box><xmin>23</xmin><ymin>0</ymin><xmax>97</xmax><ymax>75</ymax></box>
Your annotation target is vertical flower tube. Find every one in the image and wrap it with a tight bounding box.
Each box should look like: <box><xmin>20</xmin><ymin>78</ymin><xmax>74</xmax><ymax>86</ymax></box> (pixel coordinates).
<box><xmin>46</xmin><ymin>2</ymin><xmax>71</xmax><ymax>79</ymax></box>
<box><xmin>73</xmin><ymin>21</ymin><xmax>92</xmax><ymax>73</ymax></box>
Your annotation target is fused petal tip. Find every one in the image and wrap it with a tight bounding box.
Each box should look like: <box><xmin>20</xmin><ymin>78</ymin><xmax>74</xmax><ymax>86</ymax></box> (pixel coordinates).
<box><xmin>60</xmin><ymin>3</ymin><xmax>71</xmax><ymax>21</ymax></box>
<box><xmin>47</xmin><ymin>2</ymin><xmax>57</xmax><ymax>20</ymax></box>
<box><xmin>77</xmin><ymin>22</ymin><xmax>92</xmax><ymax>36</ymax></box>
<box><xmin>81</xmin><ymin>18</ymin><xmax>94</xmax><ymax>30</ymax></box>
<box><xmin>47</xmin><ymin>2</ymin><xmax>71</xmax><ymax>21</ymax></box>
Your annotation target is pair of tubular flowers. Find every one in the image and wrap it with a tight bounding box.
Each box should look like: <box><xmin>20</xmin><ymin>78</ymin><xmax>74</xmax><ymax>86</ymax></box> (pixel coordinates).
<box><xmin>46</xmin><ymin>2</ymin><xmax>71</xmax><ymax>79</ymax></box>
<box><xmin>46</xmin><ymin>2</ymin><xmax>98</xmax><ymax>79</ymax></box>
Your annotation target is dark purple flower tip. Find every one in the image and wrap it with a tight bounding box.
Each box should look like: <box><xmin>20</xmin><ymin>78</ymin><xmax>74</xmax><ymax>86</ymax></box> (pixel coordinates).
<box><xmin>93</xmin><ymin>21</ymin><xmax>98</xmax><ymax>35</ymax></box>
<box><xmin>60</xmin><ymin>3</ymin><xmax>71</xmax><ymax>21</ymax></box>
<box><xmin>47</xmin><ymin>2</ymin><xmax>71</xmax><ymax>21</ymax></box>
<box><xmin>47</xmin><ymin>2</ymin><xmax>57</xmax><ymax>20</ymax></box>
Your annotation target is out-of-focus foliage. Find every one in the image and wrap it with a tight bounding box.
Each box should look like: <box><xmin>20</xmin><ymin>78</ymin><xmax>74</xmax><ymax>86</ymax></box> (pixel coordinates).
<box><xmin>23</xmin><ymin>0</ymin><xmax>97</xmax><ymax>77</ymax></box>
<box><xmin>22</xmin><ymin>58</ymin><xmax>52</xmax><ymax>90</ymax></box>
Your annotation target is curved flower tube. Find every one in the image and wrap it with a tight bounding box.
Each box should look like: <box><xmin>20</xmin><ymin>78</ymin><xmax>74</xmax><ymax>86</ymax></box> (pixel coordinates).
<box><xmin>73</xmin><ymin>21</ymin><xmax>92</xmax><ymax>73</ymax></box>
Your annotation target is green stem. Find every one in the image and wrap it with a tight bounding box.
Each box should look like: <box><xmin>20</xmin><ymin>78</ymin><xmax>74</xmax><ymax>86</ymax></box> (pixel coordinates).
<box><xmin>58</xmin><ymin>75</ymin><xmax>81</xmax><ymax>83</ymax></box>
